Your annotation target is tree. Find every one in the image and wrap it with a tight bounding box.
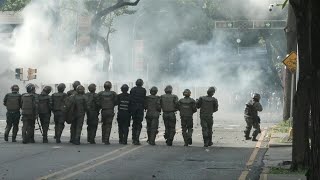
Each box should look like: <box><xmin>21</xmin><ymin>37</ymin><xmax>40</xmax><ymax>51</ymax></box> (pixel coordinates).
<box><xmin>85</xmin><ymin>0</ymin><xmax>136</xmax><ymax>73</ymax></box>
<box><xmin>0</xmin><ymin>0</ymin><xmax>30</xmax><ymax>11</ymax></box>
<box><xmin>88</xmin><ymin>0</ymin><xmax>140</xmax><ymax>75</ymax></box>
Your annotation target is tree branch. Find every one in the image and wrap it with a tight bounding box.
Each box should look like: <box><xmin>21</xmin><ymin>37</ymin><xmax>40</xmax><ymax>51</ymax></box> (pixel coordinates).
<box><xmin>92</xmin><ymin>0</ymin><xmax>140</xmax><ymax>23</ymax></box>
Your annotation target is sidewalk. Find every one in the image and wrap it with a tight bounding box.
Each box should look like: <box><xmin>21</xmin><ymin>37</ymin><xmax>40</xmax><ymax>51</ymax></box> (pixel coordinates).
<box><xmin>260</xmin><ymin>132</ymin><xmax>306</xmax><ymax>180</ymax></box>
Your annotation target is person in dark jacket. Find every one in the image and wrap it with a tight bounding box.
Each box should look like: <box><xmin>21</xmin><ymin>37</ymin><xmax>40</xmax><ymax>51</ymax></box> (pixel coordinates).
<box><xmin>129</xmin><ymin>79</ymin><xmax>146</xmax><ymax>145</ymax></box>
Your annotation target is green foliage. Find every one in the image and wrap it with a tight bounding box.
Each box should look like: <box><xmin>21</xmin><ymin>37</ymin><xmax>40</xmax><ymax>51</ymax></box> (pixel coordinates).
<box><xmin>272</xmin><ymin>120</ymin><xmax>292</xmax><ymax>133</ymax></box>
<box><xmin>1</xmin><ymin>0</ymin><xmax>31</xmax><ymax>11</ymax></box>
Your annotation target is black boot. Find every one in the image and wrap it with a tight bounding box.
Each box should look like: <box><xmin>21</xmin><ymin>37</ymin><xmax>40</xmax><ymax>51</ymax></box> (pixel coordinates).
<box><xmin>133</xmin><ymin>130</ymin><xmax>141</xmax><ymax>145</ymax></box>
<box><xmin>119</xmin><ymin>130</ymin><xmax>123</xmax><ymax>144</ymax></box>
<box><xmin>203</xmin><ymin>137</ymin><xmax>209</xmax><ymax>147</ymax></box>
<box><xmin>166</xmin><ymin>139</ymin><xmax>173</xmax><ymax>146</ymax></box>
<box><xmin>4</xmin><ymin>134</ymin><xmax>8</xmax><ymax>142</ymax></box>
<box><xmin>43</xmin><ymin>137</ymin><xmax>48</xmax><ymax>143</ymax></box>
<box><xmin>147</xmin><ymin>131</ymin><xmax>151</xmax><ymax>144</ymax></box>
<box><xmin>56</xmin><ymin>138</ymin><xmax>61</xmax><ymax>143</ymax></box>
<box><xmin>149</xmin><ymin>132</ymin><xmax>156</xmax><ymax>146</ymax></box>
<box><xmin>73</xmin><ymin>138</ymin><xmax>80</xmax><ymax>145</ymax></box>
<box><xmin>12</xmin><ymin>136</ymin><xmax>16</xmax><ymax>142</ymax></box>
<box><xmin>244</xmin><ymin>131</ymin><xmax>251</xmax><ymax>140</ymax></box>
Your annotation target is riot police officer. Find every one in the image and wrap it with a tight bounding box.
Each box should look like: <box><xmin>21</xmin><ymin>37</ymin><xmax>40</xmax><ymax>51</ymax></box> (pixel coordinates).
<box><xmin>21</xmin><ymin>84</ymin><xmax>38</xmax><ymax>144</ymax></box>
<box><xmin>69</xmin><ymin>85</ymin><xmax>88</xmax><ymax>145</ymax></box>
<box><xmin>129</xmin><ymin>79</ymin><xmax>146</xmax><ymax>145</ymax></box>
<box><xmin>145</xmin><ymin>86</ymin><xmax>161</xmax><ymax>145</ymax></box>
<box><xmin>67</xmin><ymin>81</ymin><xmax>81</xmax><ymax>96</ymax></box>
<box><xmin>160</xmin><ymin>85</ymin><xmax>178</xmax><ymax>146</ymax></box>
<box><xmin>85</xmin><ymin>83</ymin><xmax>99</xmax><ymax>144</ymax></box>
<box><xmin>38</xmin><ymin>86</ymin><xmax>52</xmax><ymax>143</ymax></box>
<box><xmin>197</xmin><ymin>87</ymin><xmax>219</xmax><ymax>147</ymax></box>
<box><xmin>52</xmin><ymin>83</ymin><xmax>68</xmax><ymax>143</ymax></box>
<box><xmin>244</xmin><ymin>93</ymin><xmax>263</xmax><ymax>141</ymax></box>
<box><xmin>66</xmin><ymin>80</ymin><xmax>81</xmax><ymax>143</ymax></box>
<box><xmin>117</xmin><ymin>84</ymin><xmax>131</xmax><ymax>145</ymax></box>
<box><xmin>178</xmin><ymin>89</ymin><xmax>197</xmax><ymax>146</ymax></box>
<box><xmin>98</xmin><ymin>81</ymin><xmax>117</xmax><ymax>145</ymax></box>
<box><xmin>3</xmin><ymin>85</ymin><xmax>21</xmax><ymax>142</ymax></box>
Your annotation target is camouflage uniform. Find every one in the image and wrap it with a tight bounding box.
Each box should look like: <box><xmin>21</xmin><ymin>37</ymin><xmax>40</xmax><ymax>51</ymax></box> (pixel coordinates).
<box><xmin>85</xmin><ymin>84</ymin><xmax>99</xmax><ymax>144</ymax></box>
<box><xmin>160</xmin><ymin>85</ymin><xmax>178</xmax><ymax>146</ymax></box>
<box><xmin>21</xmin><ymin>84</ymin><xmax>38</xmax><ymax>144</ymax></box>
<box><xmin>51</xmin><ymin>84</ymin><xmax>68</xmax><ymax>143</ymax></box>
<box><xmin>38</xmin><ymin>86</ymin><xmax>52</xmax><ymax>143</ymax></box>
<box><xmin>98</xmin><ymin>81</ymin><xmax>117</xmax><ymax>145</ymax></box>
<box><xmin>129</xmin><ymin>79</ymin><xmax>146</xmax><ymax>145</ymax></box>
<box><xmin>117</xmin><ymin>84</ymin><xmax>131</xmax><ymax>145</ymax></box>
<box><xmin>244</xmin><ymin>94</ymin><xmax>263</xmax><ymax>141</ymax></box>
<box><xmin>3</xmin><ymin>85</ymin><xmax>21</xmax><ymax>142</ymax></box>
<box><xmin>145</xmin><ymin>87</ymin><xmax>161</xmax><ymax>145</ymax></box>
<box><xmin>69</xmin><ymin>85</ymin><xmax>88</xmax><ymax>145</ymax></box>
<box><xmin>197</xmin><ymin>87</ymin><xmax>218</xmax><ymax>147</ymax></box>
<box><xmin>178</xmin><ymin>89</ymin><xmax>197</xmax><ymax>146</ymax></box>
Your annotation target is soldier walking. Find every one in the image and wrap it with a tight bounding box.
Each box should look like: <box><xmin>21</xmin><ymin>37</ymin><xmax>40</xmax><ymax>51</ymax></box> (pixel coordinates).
<box><xmin>98</xmin><ymin>81</ymin><xmax>117</xmax><ymax>145</ymax></box>
<box><xmin>52</xmin><ymin>83</ymin><xmax>68</xmax><ymax>143</ymax></box>
<box><xmin>3</xmin><ymin>85</ymin><xmax>21</xmax><ymax>142</ymax></box>
<box><xmin>197</xmin><ymin>87</ymin><xmax>218</xmax><ymax>147</ymax></box>
<box><xmin>244</xmin><ymin>93</ymin><xmax>263</xmax><ymax>141</ymax></box>
<box><xmin>67</xmin><ymin>80</ymin><xmax>81</xmax><ymax>143</ymax></box>
<box><xmin>85</xmin><ymin>84</ymin><xmax>99</xmax><ymax>144</ymax></box>
<box><xmin>129</xmin><ymin>79</ymin><xmax>146</xmax><ymax>145</ymax></box>
<box><xmin>68</xmin><ymin>85</ymin><xmax>88</xmax><ymax>145</ymax></box>
<box><xmin>160</xmin><ymin>85</ymin><xmax>178</xmax><ymax>146</ymax></box>
<box><xmin>117</xmin><ymin>84</ymin><xmax>131</xmax><ymax>145</ymax></box>
<box><xmin>145</xmin><ymin>86</ymin><xmax>161</xmax><ymax>145</ymax></box>
<box><xmin>21</xmin><ymin>84</ymin><xmax>38</xmax><ymax>144</ymax></box>
<box><xmin>178</xmin><ymin>89</ymin><xmax>197</xmax><ymax>146</ymax></box>
<box><xmin>38</xmin><ymin>86</ymin><xmax>52</xmax><ymax>143</ymax></box>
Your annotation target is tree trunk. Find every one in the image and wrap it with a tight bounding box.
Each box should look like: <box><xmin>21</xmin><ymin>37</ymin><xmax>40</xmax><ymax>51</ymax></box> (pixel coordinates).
<box><xmin>283</xmin><ymin>4</ymin><xmax>297</xmax><ymax>121</ymax></box>
<box><xmin>290</xmin><ymin>0</ymin><xmax>311</xmax><ymax>171</ymax></box>
<box><xmin>97</xmin><ymin>34</ymin><xmax>111</xmax><ymax>78</ymax></box>
<box><xmin>308</xmin><ymin>0</ymin><xmax>320</xmax><ymax>178</ymax></box>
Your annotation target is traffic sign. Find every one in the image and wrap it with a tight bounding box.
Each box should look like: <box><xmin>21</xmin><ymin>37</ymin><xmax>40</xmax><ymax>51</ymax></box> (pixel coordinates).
<box><xmin>283</xmin><ymin>52</ymin><xmax>297</xmax><ymax>73</ymax></box>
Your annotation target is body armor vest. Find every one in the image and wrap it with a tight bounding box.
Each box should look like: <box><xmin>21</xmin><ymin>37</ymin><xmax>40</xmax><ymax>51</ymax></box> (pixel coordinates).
<box><xmin>199</xmin><ymin>96</ymin><xmax>217</xmax><ymax>115</ymax></box>
<box><xmin>130</xmin><ymin>87</ymin><xmax>146</xmax><ymax>105</ymax></box>
<box><xmin>52</xmin><ymin>93</ymin><xmax>67</xmax><ymax>111</ymax></box>
<box><xmin>22</xmin><ymin>93</ymin><xmax>35</xmax><ymax>115</ymax></box>
<box><xmin>146</xmin><ymin>95</ymin><xmax>160</xmax><ymax>112</ymax></box>
<box><xmin>179</xmin><ymin>98</ymin><xmax>195</xmax><ymax>116</ymax></box>
<box><xmin>38</xmin><ymin>94</ymin><xmax>51</xmax><ymax>114</ymax></box>
<box><xmin>244</xmin><ymin>100</ymin><xmax>257</xmax><ymax>117</ymax></box>
<box><xmin>86</xmin><ymin>92</ymin><xmax>98</xmax><ymax>111</ymax></box>
<box><xmin>161</xmin><ymin>94</ymin><xmax>177</xmax><ymax>112</ymax></box>
<box><xmin>100</xmin><ymin>91</ymin><xmax>116</xmax><ymax>110</ymax></box>
<box><xmin>74</xmin><ymin>95</ymin><xmax>87</xmax><ymax>114</ymax></box>
<box><xmin>6</xmin><ymin>93</ymin><xmax>21</xmax><ymax>111</ymax></box>
<box><xmin>118</xmin><ymin>93</ymin><xmax>130</xmax><ymax>111</ymax></box>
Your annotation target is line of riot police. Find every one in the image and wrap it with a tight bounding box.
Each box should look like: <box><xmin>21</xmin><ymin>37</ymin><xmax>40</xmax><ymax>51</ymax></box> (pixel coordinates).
<box><xmin>3</xmin><ymin>79</ymin><xmax>220</xmax><ymax>147</ymax></box>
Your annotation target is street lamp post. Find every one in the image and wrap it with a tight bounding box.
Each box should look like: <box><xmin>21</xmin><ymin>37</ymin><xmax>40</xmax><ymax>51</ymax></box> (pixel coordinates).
<box><xmin>236</xmin><ymin>38</ymin><xmax>241</xmax><ymax>55</ymax></box>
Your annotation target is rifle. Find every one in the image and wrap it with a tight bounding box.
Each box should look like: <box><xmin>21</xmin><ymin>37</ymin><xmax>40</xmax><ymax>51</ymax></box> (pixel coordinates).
<box><xmin>35</xmin><ymin>116</ymin><xmax>43</xmax><ymax>135</ymax></box>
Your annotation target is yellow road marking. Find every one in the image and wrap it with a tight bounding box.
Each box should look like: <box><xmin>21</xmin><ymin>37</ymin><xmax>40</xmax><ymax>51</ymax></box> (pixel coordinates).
<box><xmin>59</xmin><ymin>145</ymin><xmax>143</xmax><ymax>180</ymax></box>
<box><xmin>238</xmin><ymin>130</ymin><xmax>267</xmax><ymax>180</ymax></box>
<box><xmin>39</xmin><ymin>130</ymin><xmax>181</xmax><ymax>180</ymax></box>
<box><xmin>238</xmin><ymin>171</ymin><xmax>249</xmax><ymax>180</ymax></box>
<box><xmin>37</xmin><ymin>146</ymin><xmax>132</xmax><ymax>180</ymax></box>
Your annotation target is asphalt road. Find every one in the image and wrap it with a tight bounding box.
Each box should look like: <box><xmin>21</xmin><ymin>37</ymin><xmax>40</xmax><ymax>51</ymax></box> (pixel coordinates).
<box><xmin>0</xmin><ymin>113</ymin><xmax>274</xmax><ymax>180</ymax></box>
